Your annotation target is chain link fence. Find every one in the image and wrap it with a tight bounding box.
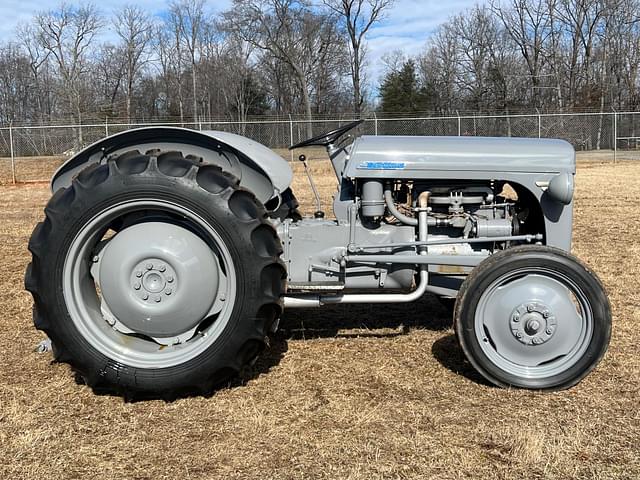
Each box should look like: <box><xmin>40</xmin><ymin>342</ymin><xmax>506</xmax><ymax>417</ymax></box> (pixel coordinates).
<box><xmin>1</xmin><ymin>111</ymin><xmax>639</xmax><ymax>184</ymax></box>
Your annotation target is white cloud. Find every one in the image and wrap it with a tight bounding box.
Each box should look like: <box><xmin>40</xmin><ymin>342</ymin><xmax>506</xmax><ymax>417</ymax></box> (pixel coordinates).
<box><xmin>0</xmin><ymin>0</ymin><xmax>232</xmax><ymax>41</ymax></box>
<box><xmin>365</xmin><ymin>0</ymin><xmax>481</xmax><ymax>86</ymax></box>
<box><xmin>0</xmin><ymin>0</ymin><xmax>42</xmax><ymax>39</ymax></box>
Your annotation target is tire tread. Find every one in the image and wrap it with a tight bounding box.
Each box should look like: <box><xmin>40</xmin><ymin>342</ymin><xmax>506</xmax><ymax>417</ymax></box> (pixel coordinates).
<box><xmin>25</xmin><ymin>150</ymin><xmax>285</xmax><ymax>398</ymax></box>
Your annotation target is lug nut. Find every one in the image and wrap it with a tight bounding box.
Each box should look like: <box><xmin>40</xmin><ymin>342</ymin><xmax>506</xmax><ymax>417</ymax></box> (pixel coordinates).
<box><xmin>154</xmin><ymin>295</ymin><xmax>161</xmax><ymax>303</ymax></box>
<box><xmin>546</xmin><ymin>328</ymin><xmax>553</xmax><ymax>335</ymax></box>
<box><xmin>146</xmin><ymin>263</ymin><xmax>153</xmax><ymax>270</ymax></box>
<box><xmin>165</xmin><ymin>288</ymin><xmax>172</xmax><ymax>295</ymax></box>
<box><xmin>527</xmin><ymin>304</ymin><xmax>534</xmax><ymax>312</ymax></box>
<box><xmin>133</xmin><ymin>282</ymin><xmax>141</xmax><ymax>290</ymax></box>
<box><xmin>516</xmin><ymin>332</ymin><xmax>522</xmax><ymax>338</ymax></box>
<box><xmin>135</xmin><ymin>270</ymin><xmax>143</xmax><ymax>278</ymax></box>
<box><xmin>512</xmin><ymin>314</ymin><xmax>520</xmax><ymax>322</ymax></box>
<box><xmin>158</xmin><ymin>264</ymin><xmax>166</xmax><ymax>272</ymax></box>
<box><xmin>92</xmin><ymin>255</ymin><xmax>100</xmax><ymax>263</ymax></box>
<box><xmin>142</xmin><ymin>293</ymin><xmax>149</xmax><ymax>300</ymax></box>
<box><xmin>543</xmin><ymin>311</ymin><xmax>550</xmax><ymax>318</ymax></box>
<box><xmin>167</xmin><ymin>275</ymin><xmax>174</xmax><ymax>283</ymax></box>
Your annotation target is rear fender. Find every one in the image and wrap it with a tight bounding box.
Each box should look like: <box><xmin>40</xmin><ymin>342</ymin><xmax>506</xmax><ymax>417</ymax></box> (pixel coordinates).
<box><xmin>51</xmin><ymin>127</ymin><xmax>293</xmax><ymax>203</ymax></box>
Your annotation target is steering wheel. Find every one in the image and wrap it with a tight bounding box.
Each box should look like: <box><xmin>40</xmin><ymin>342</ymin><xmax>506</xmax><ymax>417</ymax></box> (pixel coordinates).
<box><xmin>289</xmin><ymin>119</ymin><xmax>364</xmax><ymax>150</ymax></box>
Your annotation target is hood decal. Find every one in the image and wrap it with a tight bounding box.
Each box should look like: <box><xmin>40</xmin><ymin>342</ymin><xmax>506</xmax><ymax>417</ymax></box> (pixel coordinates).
<box><xmin>357</xmin><ymin>161</ymin><xmax>406</xmax><ymax>170</ymax></box>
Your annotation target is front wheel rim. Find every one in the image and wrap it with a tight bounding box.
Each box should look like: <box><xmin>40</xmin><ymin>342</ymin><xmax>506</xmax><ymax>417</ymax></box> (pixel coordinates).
<box><xmin>474</xmin><ymin>267</ymin><xmax>594</xmax><ymax>380</ymax></box>
<box><xmin>63</xmin><ymin>199</ymin><xmax>237</xmax><ymax>369</ymax></box>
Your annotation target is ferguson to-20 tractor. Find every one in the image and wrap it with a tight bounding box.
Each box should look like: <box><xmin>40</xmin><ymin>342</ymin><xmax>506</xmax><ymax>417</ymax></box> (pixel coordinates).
<box><xmin>25</xmin><ymin>120</ymin><xmax>611</xmax><ymax>397</ymax></box>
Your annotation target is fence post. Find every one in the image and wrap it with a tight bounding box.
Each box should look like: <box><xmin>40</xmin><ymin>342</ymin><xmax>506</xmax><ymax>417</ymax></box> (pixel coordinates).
<box><xmin>457</xmin><ymin>111</ymin><xmax>461</xmax><ymax>136</ymax></box>
<box><xmin>536</xmin><ymin>108</ymin><xmax>541</xmax><ymax>138</ymax></box>
<box><xmin>613</xmin><ymin>110</ymin><xmax>617</xmax><ymax>164</ymax></box>
<box><xmin>9</xmin><ymin>123</ymin><xmax>16</xmax><ymax>185</ymax></box>
<box><xmin>373</xmin><ymin>112</ymin><xmax>378</xmax><ymax>135</ymax></box>
<box><xmin>105</xmin><ymin>117</ymin><xmax>109</xmax><ymax>137</ymax></box>
<box><xmin>288</xmin><ymin>114</ymin><xmax>294</xmax><ymax>162</ymax></box>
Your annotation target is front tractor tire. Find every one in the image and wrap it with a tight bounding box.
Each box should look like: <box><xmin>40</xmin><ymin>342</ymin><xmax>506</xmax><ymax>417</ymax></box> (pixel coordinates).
<box><xmin>25</xmin><ymin>150</ymin><xmax>286</xmax><ymax>398</ymax></box>
<box><xmin>454</xmin><ymin>245</ymin><xmax>611</xmax><ymax>390</ymax></box>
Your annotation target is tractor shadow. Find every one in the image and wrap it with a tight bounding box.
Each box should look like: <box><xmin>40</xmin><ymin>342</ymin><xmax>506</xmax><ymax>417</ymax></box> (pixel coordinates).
<box><xmin>84</xmin><ymin>293</ymin><xmax>483</xmax><ymax>402</ymax></box>
<box><xmin>278</xmin><ymin>293</ymin><xmax>490</xmax><ymax>387</ymax></box>
<box><xmin>74</xmin><ymin>336</ymin><xmax>290</xmax><ymax>403</ymax></box>
<box><xmin>278</xmin><ymin>292</ymin><xmax>453</xmax><ymax>339</ymax></box>
<box><xmin>430</xmin><ymin>334</ymin><xmax>491</xmax><ymax>386</ymax></box>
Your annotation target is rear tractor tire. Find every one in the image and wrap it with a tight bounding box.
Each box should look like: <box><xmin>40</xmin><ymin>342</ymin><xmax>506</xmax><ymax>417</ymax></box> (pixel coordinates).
<box><xmin>25</xmin><ymin>150</ymin><xmax>286</xmax><ymax>398</ymax></box>
<box><xmin>454</xmin><ymin>245</ymin><xmax>611</xmax><ymax>390</ymax></box>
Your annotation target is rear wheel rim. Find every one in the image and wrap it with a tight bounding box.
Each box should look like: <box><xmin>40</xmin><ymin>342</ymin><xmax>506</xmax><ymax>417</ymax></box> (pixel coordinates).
<box><xmin>63</xmin><ymin>199</ymin><xmax>237</xmax><ymax>369</ymax></box>
<box><xmin>474</xmin><ymin>267</ymin><xmax>593</xmax><ymax>380</ymax></box>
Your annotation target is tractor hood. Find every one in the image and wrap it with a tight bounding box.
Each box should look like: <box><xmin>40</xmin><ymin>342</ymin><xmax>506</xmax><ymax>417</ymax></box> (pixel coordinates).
<box><xmin>345</xmin><ymin>136</ymin><xmax>576</xmax><ymax>178</ymax></box>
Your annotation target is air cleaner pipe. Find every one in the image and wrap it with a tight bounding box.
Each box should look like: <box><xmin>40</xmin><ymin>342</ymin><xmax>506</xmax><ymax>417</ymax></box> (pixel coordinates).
<box><xmin>384</xmin><ymin>186</ymin><xmax>417</xmax><ymax>226</ymax></box>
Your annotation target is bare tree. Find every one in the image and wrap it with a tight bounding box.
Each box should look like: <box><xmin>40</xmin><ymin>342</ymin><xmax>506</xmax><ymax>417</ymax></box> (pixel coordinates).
<box><xmin>490</xmin><ymin>0</ymin><xmax>553</xmax><ymax>107</ymax></box>
<box><xmin>16</xmin><ymin>22</ymin><xmax>52</xmax><ymax>123</ymax></box>
<box><xmin>224</xmin><ymin>0</ymin><xmax>343</xmax><ymax>136</ymax></box>
<box><xmin>3</xmin><ymin>0</ymin><xmax>640</xmax><ymax>130</ymax></box>
<box><xmin>217</xmin><ymin>38</ymin><xmax>265</xmax><ymax>125</ymax></box>
<box><xmin>169</xmin><ymin>0</ymin><xmax>206</xmax><ymax>122</ymax></box>
<box><xmin>554</xmin><ymin>0</ymin><xmax>606</xmax><ymax>106</ymax></box>
<box><xmin>198</xmin><ymin>22</ymin><xmax>265</xmax><ymax>126</ymax></box>
<box><xmin>160</xmin><ymin>14</ymin><xmax>186</xmax><ymax>122</ymax></box>
<box><xmin>322</xmin><ymin>0</ymin><xmax>393</xmax><ymax>115</ymax></box>
<box><xmin>0</xmin><ymin>44</ymin><xmax>34</xmax><ymax>124</ymax></box>
<box><xmin>93</xmin><ymin>43</ymin><xmax>125</xmax><ymax>116</ymax></box>
<box><xmin>610</xmin><ymin>0</ymin><xmax>640</xmax><ymax>109</ymax></box>
<box><xmin>380</xmin><ymin>49</ymin><xmax>407</xmax><ymax>74</ymax></box>
<box><xmin>420</xmin><ymin>23</ymin><xmax>460</xmax><ymax>113</ymax></box>
<box><xmin>545</xmin><ymin>0</ymin><xmax>565</xmax><ymax>109</ymax></box>
<box><xmin>309</xmin><ymin>19</ymin><xmax>351</xmax><ymax>114</ymax></box>
<box><xmin>259</xmin><ymin>51</ymin><xmax>299</xmax><ymax>113</ymax></box>
<box><xmin>114</xmin><ymin>6</ymin><xmax>153</xmax><ymax>122</ymax></box>
<box><xmin>34</xmin><ymin>3</ymin><xmax>102</xmax><ymax>144</ymax></box>
<box><xmin>451</xmin><ymin>7</ymin><xmax>496</xmax><ymax>110</ymax></box>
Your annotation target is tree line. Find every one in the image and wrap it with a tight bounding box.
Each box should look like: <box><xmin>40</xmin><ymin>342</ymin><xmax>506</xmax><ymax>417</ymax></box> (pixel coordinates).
<box><xmin>380</xmin><ymin>0</ymin><xmax>640</xmax><ymax>115</ymax></box>
<box><xmin>1</xmin><ymin>0</ymin><xmax>639</xmax><ymax>134</ymax></box>
<box><xmin>0</xmin><ymin>0</ymin><xmax>391</xmax><ymax>133</ymax></box>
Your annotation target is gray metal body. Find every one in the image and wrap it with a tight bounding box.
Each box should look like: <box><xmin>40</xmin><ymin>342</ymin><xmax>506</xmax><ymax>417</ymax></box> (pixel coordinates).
<box><xmin>282</xmin><ymin>135</ymin><xmax>575</xmax><ymax>305</ymax></box>
<box><xmin>347</xmin><ymin>135</ymin><xmax>575</xmax><ymax>175</ymax></box>
<box><xmin>54</xmin><ymin>127</ymin><xmax>576</xmax><ymax>307</ymax></box>
<box><xmin>279</xmin><ymin>219</ymin><xmax>416</xmax><ymax>290</ymax></box>
<box><xmin>343</xmin><ymin>136</ymin><xmax>574</xmax><ymax>251</ymax></box>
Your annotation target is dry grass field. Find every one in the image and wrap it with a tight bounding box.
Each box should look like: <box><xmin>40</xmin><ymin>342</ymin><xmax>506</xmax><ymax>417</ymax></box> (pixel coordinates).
<box><xmin>0</xmin><ymin>152</ymin><xmax>638</xmax><ymax>479</ymax></box>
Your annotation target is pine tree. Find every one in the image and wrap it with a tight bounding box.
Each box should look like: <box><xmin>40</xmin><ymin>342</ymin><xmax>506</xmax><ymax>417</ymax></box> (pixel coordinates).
<box><xmin>380</xmin><ymin>60</ymin><xmax>432</xmax><ymax>113</ymax></box>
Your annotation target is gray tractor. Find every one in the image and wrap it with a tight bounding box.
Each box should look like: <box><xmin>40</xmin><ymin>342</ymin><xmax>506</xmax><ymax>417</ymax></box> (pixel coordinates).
<box><xmin>25</xmin><ymin>120</ymin><xmax>611</xmax><ymax>397</ymax></box>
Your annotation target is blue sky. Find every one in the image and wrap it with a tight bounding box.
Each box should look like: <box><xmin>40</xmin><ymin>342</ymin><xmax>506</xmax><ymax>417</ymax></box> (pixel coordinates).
<box><xmin>0</xmin><ymin>0</ymin><xmax>480</xmax><ymax>84</ymax></box>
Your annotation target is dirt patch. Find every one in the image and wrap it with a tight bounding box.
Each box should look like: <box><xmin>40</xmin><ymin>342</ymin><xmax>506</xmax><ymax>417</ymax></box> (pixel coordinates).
<box><xmin>0</xmin><ymin>160</ymin><xmax>638</xmax><ymax>479</ymax></box>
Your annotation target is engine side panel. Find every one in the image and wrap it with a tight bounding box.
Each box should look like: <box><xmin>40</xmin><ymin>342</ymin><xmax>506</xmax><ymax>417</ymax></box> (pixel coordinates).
<box><xmin>278</xmin><ymin>219</ymin><xmax>416</xmax><ymax>289</ymax></box>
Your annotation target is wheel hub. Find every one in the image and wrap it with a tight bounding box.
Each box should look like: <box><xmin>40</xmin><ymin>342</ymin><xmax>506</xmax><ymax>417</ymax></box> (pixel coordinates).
<box><xmin>510</xmin><ymin>301</ymin><xmax>557</xmax><ymax>345</ymax></box>
<box><xmin>130</xmin><ymin>259</ymin><xmax>177</xmax><ymax>303</ymax></box>
<box><xmin>96</xmin><ymin>222</ymin><xmax>220</xmax><ymax>339</ymax></box>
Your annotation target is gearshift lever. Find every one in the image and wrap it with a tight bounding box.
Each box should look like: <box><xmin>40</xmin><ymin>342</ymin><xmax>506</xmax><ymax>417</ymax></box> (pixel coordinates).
<box><xmin>298</xmin><ymin>154</ymin><xmax>324</xmax><ymax>218</ymax></box>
